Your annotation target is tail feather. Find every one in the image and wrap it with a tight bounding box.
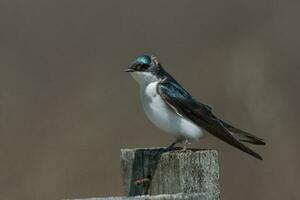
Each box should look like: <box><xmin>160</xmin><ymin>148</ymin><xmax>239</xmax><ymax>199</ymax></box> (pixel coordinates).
<box><xmin>220</xmin><ymin>120</ymin><xmax>266</xmax><ymax>145</ymax></box>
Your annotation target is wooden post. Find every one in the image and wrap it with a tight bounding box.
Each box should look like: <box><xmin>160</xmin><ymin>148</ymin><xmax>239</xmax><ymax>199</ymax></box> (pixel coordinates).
<box><xmin>68</xmin><ymin>148</ymin><xmax>220</xmax><ymax>200</ymax></box>
<box><xmin>71</xmin><ymin>193</ymin><xmax>218</xmax><ymax>200</ymax></box>
<box><xmin>120</xmin><ymin>148</ymin><xmax>219</xmax><ymax>198</ymax></box>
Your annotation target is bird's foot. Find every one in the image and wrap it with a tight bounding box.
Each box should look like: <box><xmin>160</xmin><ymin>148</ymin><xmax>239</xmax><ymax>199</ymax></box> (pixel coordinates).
<box><xmin>166</xmin><ymin>138</ymin><xmax>185</xmax><ymax>151</ymax></box>
<box><xmin>182</xmin><ymin>139</ymin><xmax>191</xmax><ymax>151</ymax></box>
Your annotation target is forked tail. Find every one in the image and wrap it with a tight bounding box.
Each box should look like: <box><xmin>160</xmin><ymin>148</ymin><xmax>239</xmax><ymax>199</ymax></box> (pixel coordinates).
<box><xmin>220</xmin><ymin>120</ymin><xmax>266</xmax><ymax>145</ymax></box>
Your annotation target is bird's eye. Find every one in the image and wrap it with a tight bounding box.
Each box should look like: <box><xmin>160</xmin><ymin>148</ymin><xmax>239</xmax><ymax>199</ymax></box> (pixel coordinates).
<box><xmin>138</xmin><ymin>64</ymin><xmax>148</xmax><ymax>71</ymax></box>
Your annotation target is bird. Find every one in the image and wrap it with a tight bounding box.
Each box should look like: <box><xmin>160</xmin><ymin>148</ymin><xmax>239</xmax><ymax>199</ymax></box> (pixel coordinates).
<box><xmin>125</xmin><ymin>55</ymin><xmax>265</xmax><ymax>160</ymax></box>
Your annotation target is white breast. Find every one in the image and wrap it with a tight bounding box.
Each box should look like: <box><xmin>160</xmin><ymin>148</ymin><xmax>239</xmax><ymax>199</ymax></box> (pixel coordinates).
<box><xmin>140</xmin><ymin>81</ymin><xmax>205</xmax><ymax>140</ymax></box>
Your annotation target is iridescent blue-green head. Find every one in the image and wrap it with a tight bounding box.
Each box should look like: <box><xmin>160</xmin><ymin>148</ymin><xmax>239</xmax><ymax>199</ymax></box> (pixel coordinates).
<box><xmin>125</xmin><ymin>55</ymin><xmax>166</xmax><ymax>85</ymax></box>
<box><xmin>125</xmin><ymin>55</ymin><xmax>161</xmax><ymax>73</ymax></box>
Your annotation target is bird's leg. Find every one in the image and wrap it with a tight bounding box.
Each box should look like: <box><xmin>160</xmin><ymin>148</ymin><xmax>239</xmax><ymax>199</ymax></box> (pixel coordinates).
<box><xmin>182</xmin><ymin>139</ymin><xmax>191</xmax><ymax>151</ymax></box>
<box><xmin>166</xmin><ymin>138</ymin><xmax>185</xmax><ymax>150</ymax></box>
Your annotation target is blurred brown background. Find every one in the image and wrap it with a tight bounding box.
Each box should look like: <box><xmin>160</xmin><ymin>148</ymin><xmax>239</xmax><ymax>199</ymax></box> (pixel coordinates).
<box><xmin>0</xmin><ymin>1</ymin><xmax>299</xmax><ymax>199</ymax></box>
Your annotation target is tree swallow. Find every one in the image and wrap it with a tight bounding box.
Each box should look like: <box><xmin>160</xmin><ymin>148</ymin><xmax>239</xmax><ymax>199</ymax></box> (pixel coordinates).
<box><xmin>125</xmin><ymin>55</ymin><xmax>265</xmax><ymax>160</ymax></box>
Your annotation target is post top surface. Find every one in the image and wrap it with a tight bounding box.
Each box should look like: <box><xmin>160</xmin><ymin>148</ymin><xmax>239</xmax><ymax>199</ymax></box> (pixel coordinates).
<box><xmin>121</xmin><ymin>148</ymin><xmax>218</xmax><ymax>155</ymax></box>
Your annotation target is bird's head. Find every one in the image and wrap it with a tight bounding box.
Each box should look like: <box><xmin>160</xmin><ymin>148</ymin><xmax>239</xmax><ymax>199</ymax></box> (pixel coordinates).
<box><xmin>125</xmin><ymin>55</ymin><xmax>163</xmax><ymax>85</ymax></box>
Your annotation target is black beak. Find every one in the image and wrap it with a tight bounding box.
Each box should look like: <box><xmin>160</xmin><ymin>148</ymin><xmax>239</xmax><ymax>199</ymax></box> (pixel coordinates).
<box><xmin>124</xmin><ymin>63</ymin><xmax>136</xmax><ymax>72</ymax></box>
<box><xmin>124</xmin><ymin>68</ymin><xmax>134</xmax><ymax>72</ymax></box>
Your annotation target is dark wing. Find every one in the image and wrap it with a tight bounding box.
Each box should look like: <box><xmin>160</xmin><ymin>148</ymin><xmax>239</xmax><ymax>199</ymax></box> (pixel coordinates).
<box><xmin>220</xmin><ymin>120</ymin><xmax>266</xmax><ymax>145</ymax></box>
<box><xmin>158</xmin><ymin>80</ymin><xmax>263</xmax><ymax>160</ymax></box>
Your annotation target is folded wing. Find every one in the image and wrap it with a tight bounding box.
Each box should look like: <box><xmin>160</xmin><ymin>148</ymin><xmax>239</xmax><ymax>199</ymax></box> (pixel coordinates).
<box><xmin>220</xmin><ymin>120</ymin><xmax>265</xmax><ymax>145</ymax></box>
<box><xmin>158</xmin><ymin>80</ymin><xmax>263</xmax><ymax>160</ymax></box>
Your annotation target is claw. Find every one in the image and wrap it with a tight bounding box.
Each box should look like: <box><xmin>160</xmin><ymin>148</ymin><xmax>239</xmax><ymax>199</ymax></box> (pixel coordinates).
<box><xmin>183</xmin><ymin>139</ymin><xmax>191</xmax><ymax>151</ymax></box>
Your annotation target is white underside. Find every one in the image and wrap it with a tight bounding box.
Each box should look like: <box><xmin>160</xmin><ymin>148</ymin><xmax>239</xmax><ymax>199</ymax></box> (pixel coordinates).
<box><xmin>131</xmin><ymin>72</ymin><xmax>205</xmax><ymax>140</ymax></box>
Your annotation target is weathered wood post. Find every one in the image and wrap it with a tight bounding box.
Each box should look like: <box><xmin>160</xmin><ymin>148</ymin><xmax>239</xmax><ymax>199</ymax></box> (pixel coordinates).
<box><xmin>121</xmin><ymin>148</ymin><xmax>219</xmax><ymax>198</ymax></box>
<box><xmin>69</xmin><ymin>148</ymin><xmax>220</xmax><ymax>200</ymax></box>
